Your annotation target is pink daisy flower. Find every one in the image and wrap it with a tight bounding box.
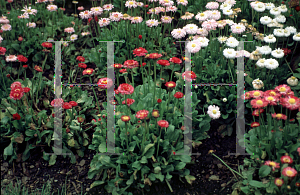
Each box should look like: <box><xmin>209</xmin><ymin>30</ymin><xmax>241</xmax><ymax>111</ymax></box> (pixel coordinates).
<box><xmin>79</xmin><ymin>10</ymin><xmax>92</xmax><ymax>19</ymax></box>
<box><xmin>109</xmin><ymin>12</ymin><xmax>123</xmax><ymax>22</ymax></box>
<box><xmin>90</xmin><ymin>7</ymin><xmax>103</xmax><ymax>15</ymax></box>
<box><xmin>177</xmin><ymin>0</ymin><xmax>188</xmax><ymax>6</ymax></box>
<box><xmin>125</xmin><ymin>1</ymin><xmax>137</xmax><ymax>8</ymax></box>
<box><xmin>146</xmin><ymin>19</ymin><xmax>159</xmax><ymax>27</ymax></box>
<box><xmin>161</xmin><ymin>16</ymin><xmax>172</xmax><ymax>23</ymax></box>
<box><xmin>166</xmin><ymin>6</ymin><xmax>177</xmax><ymax>12</ymax></box>
<box><xmin>205</xmin><ymin>2</ymin><xmax>219</xmax><ymax>9</ymax></box>
<box><xmin>64</xmin><ymin>27</ymin><xmax>75</xmax><ymax>34</ymax></box>
<box><xmin>171</xmin><ymin>28</ymin><xmax>186</xmax><ymax>39</ymax></box>
<box><xmin>102</xmin><ymin>4</ymin><xmax>114</xmax><ymax>11</ymax></box>
<box><xmin>98</xmin><ymin>18</ymin><xmax>110</xmax><ymax>27</ymax></box>
<box><xmin>131</xmin><ymin>16</ymin><xmax>143</xmax><ymax>24</ymax></box>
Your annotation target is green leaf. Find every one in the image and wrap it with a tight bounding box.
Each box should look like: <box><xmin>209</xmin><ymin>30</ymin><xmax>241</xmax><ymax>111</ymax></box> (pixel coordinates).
<box><xmin>98</xmin><ymin>142</ymin><xmax>107</xmax><ymax>153</ymax></box>
<box><xmin>11</xmin><ymin>44</ymin><xmax>20</xmax><ymax>51</ymax></box>
<box><xmin>249</xmin><ymin>180</ymin><xmax>265</xmax><ymax>188</ymax></box>
<box><xmin>155</xmin><ymin>173</ymin><xmax>164</xmax><ymax>182</ymax></box>
<box><xmin>142</xmin><ymin>143</ymin><xmax>155</xmax><ymax>156</ymax></box>
<box><xmin>90</xmin><ymin>181</ymin><xmax>105</xmax><ymax>188</ymax></box>
<box><xmin>185</xmin><ymin>175</ymin><xmax>196</xmax><ymax>185</ymax></box>
<box><xmin>49</xmin><ymin>154</ymin><xmax>57</xmax><ymax>166</ymax></box>
<box><xmin>258</xmin><ymin>165</ymin><xmax>271</xmax><ymax>177</ymax></box>
<box><xmin>43</xmin><ymin>151</ymin><xmax>50</xmax><ymax>161</ymax></box>
<box><xmin>67</xmin><ymin>138</ymin><xmax>76</xmax><ymax>147</ymax></box>
<box><xmin>140</xmin><ymin>156</ymin><xmax>148</xmax><ymax>164</ymax></box>
<box><xmin>4</xmin><ymin>142</ymin><xmax>13</xmax><ymax>156</ymax></box>
<box><xmin>132</xmin><ymin>161</ymin><xmax>142</xmax><ymax>170</ymax></box>
<box><xmin>175</xmin><ymin>162</ymin><xmax>186</xmax><ymax>170</ymax></box>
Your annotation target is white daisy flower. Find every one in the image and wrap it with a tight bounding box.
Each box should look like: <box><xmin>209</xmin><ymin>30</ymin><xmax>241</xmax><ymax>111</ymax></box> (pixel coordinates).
<box><xmin>273</xmin><ymin>29</ymin><xmax>284</xmax><ymax>37</ymax></box>
<box><xmin>183</xmin><ymin>24</ymin><xmax>198</xmax><ymax>34</ymax></box>
<box><xmin>253</xmin><ymin>2</ymin><xmax>265</xmax><ymax>12</ymax></box>
<box><xmin>278</xmin><ymin>5</ymin><xmax>287</xmax><ymax>13</ymax></box>
<box><xmin>220</xmin><ymin>2</ymin><xmax>232</xmax><ymax>10</ymax></box>
<box><xmin>264</xmin><ymin>58</ymin><xmax>279</xmax><ymax>70</ymax></box>
<box><xmin>218</xmin><ymin>36</ymin><xmax>227</xmax><ymax>44</ymax></box>
<box><xmin>186</xmin><ymin>40</ymin><xmax>201</xmax><ymax>53</ymax></box>
<box><xmin>47</xmin><ymin>4</ymin><xmax>57</xmax><ymax>11</ymax></box>
<box><xmin>265</xmin><ymin>3</ymin><xmax>275</xmax><ymax>10</ymax></box>
<box><xmin>271</xmin><ymin>48</ymin><xmax>284</xmax><ymax>58</ymax></box>
<box><xmin>195</xmin><ymin>12</ymin><xmax>208</xmax><ymax>21</ymax></box>
<box><xmin>136</xmin><ymin>2</ymin><xmax>144</xmax><ymax>7</ymax></box>
<box><xmin>283</xmin><ymin>29</ymin><xmax>290</xmax><ymax>37</ymax></box>
<box><xmin>223</xmin><ymin>48</ymin><xmax>236</xmax><ymax>59</ymax></box>
<box><xmin>1</xmin><ymin>24</ymin><xmax>12</xmax><ymax>31</ymax></box>
<box><xmin>226</xmin><ymin>37</ymin><xmax>239</xmax><ymax>48</ymax></box>
<box><xmin>270</xmin><ymin>7</ymin><xmax>281</xmax><ymax>16</ymax></box>
<box><xmin>21</xmin><ymin>6</ymin><xmax>38</xmax><ymax>15</ymax></box>
<box><xmin>125</xmin><ymin>1</ymin><xmax>137</xmax><ymax>8</ymax></box>
<box><xmin>293</xmin><ymin>32</ymin><xmax>300</xmax><ymax>41</ymax></box>
<box><xmin>275</xmin><ymin>15</ymin><xmax>286</xmax><ymax>23</ymax></box>
<box><xmin>196</xmin><ymin>37</ymin><xmax>209</xmax><ymax>47</ymax></box>
<box><xmin>70</xmin><ymin>34</ymin><xmax>78</xmax><ymax>42</ymax></box>
<box><xmin>207</xmin><ymin>105</ymin><xmax>221</xmax><ymax>119</ymax></box>
<box><xmin>26</xmin><ymin>22</ymin><xmax>36</xmax><ymax>28</ymax></box>
<box><xmin>264</xmin><ymin>35</ymin><xmax>276</xmax><ymax>43</ymax></box>
<box><xmin>260</xmin><ymin>16</ymin><xmax>272</xmax><ymax>25</ymax></box>
<box><xmin>171</xmin><ymin>28</ymin><xmax>186</xmax><ymax>39</ymax></box>
<box><xmin>223</xmin><ymin>9</ymin><xmax>233</xmax><ymax>15</ymax></box>
<box><xmin>285</xmin><ymin>26</ymin><xmax>297</xmax><ymax>34</ymax></box>
<box><xmin>258</xmin><ymin>46</ymin><xmax>272</xmax><ymax>55</ymax></box>
<box><xmin>256</xmin><ymin>58</ymin><xmax>266</xmax><ymax>68</ymax></box>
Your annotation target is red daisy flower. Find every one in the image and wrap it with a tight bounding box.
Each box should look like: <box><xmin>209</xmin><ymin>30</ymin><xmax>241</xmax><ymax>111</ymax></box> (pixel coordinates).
<box><xmin>250</xmin><ymin>122</ymin><xmax>260</xmax><ymax>127</ymax></box>
<box><xmin>62</xmin><ymin>102</ymin><xmax>72</xmax><ymax>109</ymax></box>
<box><xmin>157</xmin><ymin>99</ymin><xmax>162</xmax><ymax>103</ymax></box>
<box><xmin>121</xmin><ymin>115</ymin><xmax>131</xmax><ymax>122</ymax></box>
<box><xmin>119</xmin><ymin>69</ymin><xmax>127</xmax><ymax>73</ymax></box>
<box><xmin>124</xmin><ymin>60</ymin><xmax>139</xmax><ymax>69</ymax></box>
<box><xmin>83</xmin><ymin>68</ymin><xmax>94</xmax><ymax>75</ymax></box>
<box><xmin>271</xmin><ymin>113</ymin><xmax>287</xmax><ymax>120</ymax></box>
<box><xmin>280</xmin><ymin>96</ymin><xmax>300</xmax><ymax>110</ymax></box>
<box><xmin>241</xmin><ymin>91</ymin><xmax>252</xmax><ymax>100</ymax></box>
<box><xmin>157</xmin><ymin>120</ymin><xmax>169</xmax><ymax>128</ymax></box>
<box><xmin>122</xmin><ymin>98</ymin><xmax>135</xmax><ymax>106</ymax></box>
<box><xmin>97</xmin><ymin>78</ymin><xmax>113</xmax><ymax>89</ymax></box>
<box><xmin>112</xmin><ymin>63</ymin><xmax>123</xmax><ymax>69</ymax></box>
<box><xmin>252</xmin><ymin>109</ymin><xmax>264</xmax><ymax>117</ymax></box>
<box><xmin>78</xmin><ymin>63</ymin><xmax>87</xmax><ymax>69</ymax></box>
<box><xmin>157</xmin><ymin>59</ymin><xmax>170</xmax><ymax>66</ymax></box>
<box><xmin>147</xmin><ymin>53</ymin><xmax>163</xmax><ymax>59</ymax></box>
<box><xmin>169</xmin><ymin>57</ymin><xmax>182</xmax><ymax>64</ymax></box>
<box><xmin>0</xmin><ymin>47</ymin><xmax>6</xmax><ymax>55</ymax></box>
<box><xmin>34</xmin><ymin>65</ymin><xmax>43</xmax><ymax>72</ymax></box>
<box><xmin>275</xmin><ymin>84</ymin><xmax>291</xmax><ymax>96</ymax></box>
<box><xmin>12</xmin><ymin>113</ymin><xmax>21</xmax><ymax>120</ymax></box>
<box><xmin>250</xmin><ymin>90</ymin><xmax>264</xmax><ymax>99</ymax></box>
<box><xmin>264</xmin><ymin>95</ymin><xmax>278</xmax><ymax>106</ymax></box>
<box><xmin>136</xmin><ymin>110</ymin><xmax>149</xmax><ymax>120</ymax></box>
<box><xmin>282</xmin><ymin>167</ymin><xmax>297</xmax><ymax>178</ymax></box>
<box><xmin>174</xmin><ymin>92</ymin><xmax>184</xmax><ymax>99</ymax></box>
<box><xmin>51</xmin><ymin>98</ymin><xmax>64</xmax><ymax>107</ymax></box>
<box><xmin>250</xmin><ymin>98</ymin><xmax>268</xmax><ymax>108</ymax></box>
<box><xmin>23</xmin><ymin>87</ymin><xmax>31</xmax><ymax>93</ymax></box>
<box><xmin>280</xmin><ymin>155</ymin><xmax>293</xmax><ymax>164</ymax></box>
<box><xmin>133</xmin><ymin>47</ymin><xmax>148</xmax><ymax>57</ymax></box>
<box><xmin>76</xmin><ymin>56</ymin><xmax>85</xmax><ymax>62</ymax></box>
<box><xmin>41</xmin><ymin>42</ymin><xmax>53</xmax><ymax>48</ymax></box>
<box><xmin>69</xmin><ymin>101</ymin><xmax>78</xmax><ymax>107</ymax></box>
<box><xmin>165</xmin><ymin>81</ymin><xmax>176</xmax><ymax>88</ymax></box>
<box><xmin>274</xmin><ymin>178</ymin><xmax>284</xmax><ymax>187</ymax></box>
<box><xmin>17</xmin><ymin>55</ymin><xmax>28</xmax><ymax>63</ymax></box>
<box><xmin>118</xmin><ymin>83</ymin><xmax>134</xmax><ymax>95</ymax></box>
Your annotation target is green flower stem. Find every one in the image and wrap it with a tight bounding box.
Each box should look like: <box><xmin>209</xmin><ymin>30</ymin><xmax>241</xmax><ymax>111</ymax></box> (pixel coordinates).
<box><xmin>173</xmin><ymin>98</ymin><xmax>178</xmax><ymax>114</ymax></box>
<box><xmin>141</xmin><ymin>119</ymin><xmax>147</xmax><ymax>152</ymax></box>
<box><xmin>165</xmin><ymin>90</ymin><xmax>171</xmax><ymax>114</ymax></box>
<box><xmin>228</xmin><ymin>59</ymin><xmax>235</xmax><ymax>83</ymax></box>
<box><xmin>116</xmin><ymin>72</ymin><xmax>120</xmax><ymax>87</ymax></box>
<box><xmin>170</xmin><ymin>63</ymin><xmax>176</xmax><ymax>82</ymax></box>
<box><xmin>131</xmin><ymin>69</ymin><xmax>134</xmax><ymax>88</ymax></box>
<box><xmin>89</xmin><ymin>76</ymin><xmax>101</xmax><ymax>115</ymax></box>
<box><xmin>35</xmin><ymin>54</ymin><xmax>48</xmax><ymax>104</ymax></box>
<box><xmin>140</xmin><ymin>57</ymin><xmax>146</xmax><ymax>96</ymax></box>
<box><xmin>284</xmin><ymin>58</ymin><xmax>294</xmax><ymax>74</ymax></box>
<box><xmin>153</xmin><ymin>60</ymin><xmax>157</xmax><ymax>107</ymax></box>
<box><xmin>156</xmin><ymin>127</ymin><xmax>163</xmax><ymax>158</ymax></box>
<box><xmin>125</xmin><ymin>122</ymin><xmax>129</xmax><ymax>150</ymax></box>
<box><xmin>210</xmin><ymin>153</ymin><xmax>245</xmax><ymax>179</ymax></box>
<box><xmin>0</xmin><ymin>62</ymin><xmax>7</xmax><ymax>94</ymax></box>
<box><xmin>159</xmin><ymin>66</ymin><xmax>163</xmax><ymax>98</ymax></box>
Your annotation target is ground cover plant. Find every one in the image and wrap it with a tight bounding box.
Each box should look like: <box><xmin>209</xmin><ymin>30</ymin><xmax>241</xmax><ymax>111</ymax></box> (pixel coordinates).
<box><xmin>0</xmin><ymin>0</ymin><xmax>300</xmax><ymax>194</ymax></box>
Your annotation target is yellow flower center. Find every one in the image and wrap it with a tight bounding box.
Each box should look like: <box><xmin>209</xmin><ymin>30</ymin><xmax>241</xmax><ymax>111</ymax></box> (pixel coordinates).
<box><xmin>253</xmin><ymin>91</ymin><xmax>260</xmax><ymax>96</ymax></box>
<box><xmin>267</xmin><ymin>97</ymin><xmax>274</xmax><ymax>101</ymax></box>
<box><xmin>291</xmin><ymin>76</ymin><xmax>296</xmax><ymax>80</ymax></box>
<box><xmin>289</xmin><ymin>98</ymin><xmax>295</xmax><ymax>104</ymax></box>
<box><xmin>256</xmin><ymin>100</ymin><xmax>263</xmax><ymax>105</ymax></box>
<box><xmin>129</xmin><ymin>2</ymin><xmax>134</xmax><ymax>5</ymax></box>
<box><xmin>212</xmin><ymin>110</ymin><xmax>217</xmax><ymax>114</ymax></box>
<box><xmin>276</xmin><ymin>114</ymin><xmax>282</xmax><ymax>118</ymax></box>
<box><xmin>236</xmin><ymin>26</ymin><xmax>241</xmax><ymax>29</ymax></box>
<box><xmin>180</xmin><ymin>0</ymin><xmax>184</xmax><ymax>2</ymax></box>
<box><xmin>279</xmin><ymin>87</ymin><xmax>286</xmax><ymax>92</ymax></box>
<box><xmin>286</xmin><ymin>170</ymin><xmax>293</xmax><ymax>176</ymax></box>
<box><xmin>276</xmin><ymin>179</ymin><xmax>283</xmax><ymax>185</ymax></box>
<box><xmin>87</xmin><ymin>70</ymin><xmax>91</xmax><ymax>73</ymax></box>
<box><xmin>102</xmin><ymin>80</ymin><xmax>107</xmax><ymax>84</ymax></box>
<box><xmin>151</xmin><ymin>21</ymin><xmax>154</xmax><ymax>24</ymax></box>
<box><xmin>178</xmin><ymin>30</ymin><xmax>181</xmax><ymax>33</ymax></box>
<box><xmin>191</xmin><ymin>44</ymin><xmax>196</xmax><ymax>47</ymax></box>
<box><xmin>269</xmin><ymin>162</ymin><xmax>276</xmax><ymax>166</ymax></box>
<box><xmin>200</xmin><ymin>13</ymin><xmax>205</xmax><ymax>16</ymax></box>
<box><xmin>284</xmin><ymin>158</ymin><xmax>289</xmax><ymax>162</ymax></box>
<box><xmin>270</xmin><ymin>91</ymin><xmax>276</xmax><ymax>96</ymax></box>
<box><xmin>165</xmin><ymin>17</ymin><xmax>169</xmax><ymax>20</ymax></box>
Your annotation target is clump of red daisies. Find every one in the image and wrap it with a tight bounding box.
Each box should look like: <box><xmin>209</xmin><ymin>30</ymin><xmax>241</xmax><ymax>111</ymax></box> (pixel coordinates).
<box><xmin>242</xmin><ymin>84</ymin><xmax>300</xmax><ymax>128</ymax></box>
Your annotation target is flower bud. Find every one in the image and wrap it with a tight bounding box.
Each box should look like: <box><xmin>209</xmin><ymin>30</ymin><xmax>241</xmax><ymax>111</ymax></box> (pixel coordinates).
<box><xmin>18</xmin><ymin>36</ymin><xmax>23</xmax><ymax>41</ymax></box>
<box><xmin>223</xmin><ymin>98</ymin><xmax>227</xmax><ymax>102</ymax></box>
<box><xmin>287</xmin><ymin>76</ymin><xmax>298</xmax><ymax>86</ymax></box>
<box><xmin>252</xmin><ymin>78</ymin><xmax>264</xmax><ymax>90</ymax></box>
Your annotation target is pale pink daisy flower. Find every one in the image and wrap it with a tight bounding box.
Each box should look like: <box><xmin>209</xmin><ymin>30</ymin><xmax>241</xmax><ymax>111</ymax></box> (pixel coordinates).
<box><xmin>64</xmin><ymin>27</ymin><xmax>75</xmax><ymax>34</ymax></box>
<box><xmin>186</xmin><ymin>40</ymin><xmax>201</xmax><ymax>53</ymax></box>
<box><xmin>130</xmin><ymin>16</ymin><xmax>143</xmax><ymax>24</ymax></box>
<box><xmin>79</xmin><ymin>10</ymin><xmax>92</xmax><ymax>19</ymax></box>
<box><xmin>21</xmin><ymin>6</ymin><xmax>38</xmax><ymax>15</ymax></box>
<box><xmin>171</xmin><ymin>28</ymin><xmax>186</xmax><ymax>39</ymax></box>
<box><xmin>146</xmin><ymin>19</ymin><xmax>159</xmax><ymax>27</ymax></box>
<box><xmin>196</xmin><ymin>37</ymin><xmax>209</xmax><ymax>47</ymax></box>
<box><xmin>181</xmin><ymin>12</ymin><xmax>194</xmax><ymax>20</ymax></box>
<box><xmin>1</xmin><ymin>24</ymin><xmax>11</xmax><ymax>31</ymax></box>
<box><xmin>125</xmin><ymin>1</ymin><xmax>137</xmax><ymax>8</ymax></box>
<box><xmin>158</xmin><ymin>7</ymin><xmax>165</xmax><ymax>12</ymax></box>
<box><xmin>137</xmin><ymin>2</ymin><xmax>144</xmax><ymax>7</ymax></box>
<box><xmin>201</xmin><ymin>19</ymin><xmax>218</xmax><ymax>31</ymax></box>
<box><xmin>90</xmin><ymin>7</ymin><xmax>103</xmax><ymax>15</ymax></box>
<box><xmin>177</xmin><ymin>0</ymin><xmax>188</xmax><ymax>6</ymax></box>
<box><xmin>70</xmin><ymin>34</ymin><xmax>78</xmax><ymax>42</ymax></box>
<box><xmin>148</xmin><ymin>0</ymin><xmax>158</xmax><ymax>2</ymax></box>
<box><xmin>0</xmin><ymin>36</ymin><xmax>2</xmax><ymax>43</ymax></box>
<box><xmin>195</xmin><ymin>12</ymin><xmax>208</xmax><ymax>22</ymax></box>
<box><xmin>183</xmin><ymin>24</ymin><xmax>198</xmax><ymax>34</ymax></box>
<box><xmin>236</xmin><ymin>50</ymin><xmax>251</xmax><ymax>58</ymax></box>
<box><xmin>109</xmin><ymin>12</ymin><xmax>123</xmax><ymax>22</ymax></box>
<box><xmin>102</xmin><ymin>4</ymin><xmax>114</xmax><ymax>11</ymax></box>
<box><xmin>62</xmin><ymin>42</ymin><xmax>68</xmax><ymax>47</ymax></box>
<box><xmin>6</xmin><ymin>55</ymin><xmax>17</xmax><ymax>62</ymax></box>
<box><xmin>197</xmin><ymin>28</ymin><xmax>209</xmax><ymax>37</ymax></box>
<box><xmin>81</xmin><ymin>32</ymin><xmax>90</xmax><ymax>36</ymax></box>
<box><xmin>148</xmin><ymin>8</ymin><xmax>157</xmax><ymax>14</ymax></box>
<box><xmin>161</xmin><ymin>16</ymin><xmax>172</xmax><ymax>23</ymax></box>
<box><xmin>47</xmin><ymin>4</ymin><xmax>57</xmax><ymax>11</ymax></box>
<box><xmin>225</xmin><ymin>19</ymin><xmax>235</xmax><ymax>26</ymax></box>
<box><xmin>206</xmin><ymin>2</ymin><xmax>219</xmax><ymax>9</ymax></box>
<box><xmin>18</xmin><ymin>13</ymin><xmax>29</xmax><ymax>19</ymax></box>
<box><xmin>166</xmin><ymin>6</ymin><xmax>177</xmax><ymax>12</ymax></box>
<box><xmin>210</xmin><ymin>10</ymin><xmax>221</xmax><ymax>20</ymax></box>
<box><xmin>77</xmin><ymin>6</ymin><xmax>84</xmax><ymax>11</ymax></box>
<box><xmin>0</xmin><ymin>17</ymin><xmax>9</xmax><ymax>24</ymax></box>
<box><xmin>26</xmin><ymin>22</ymin><xmax>36</xmax><ymax>28</ymax></box>
<box><xmin>159</xmin><ymin>0</ymin><xmax>174</xmax><ymax>7</ymax></box>
<box><xmin>217</xmin><ymin>20</ymin><xmax>227</xmax><ymax>28</ymax></box>
<box><xmin>98</xmin><ymin>18</ymin><xmax>110</xmax><ymax>27</ymax></box>
<box><xmin>231</xmin><ymin>23</ymin><xmax>246</xmax><ymax>34</ymax></box>
<box><xmin>225</xmin><ymin>0</ymin><xmax>236</xmax><ymax>5</ymax></box>
<box><xmin>153</xmin><ymin>7</ymin><xmax>163</xmax><ymax>14</ymax></box>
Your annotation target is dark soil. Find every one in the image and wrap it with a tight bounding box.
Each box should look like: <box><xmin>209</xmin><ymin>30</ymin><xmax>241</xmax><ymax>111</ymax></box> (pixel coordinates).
<box><xmin>1</xmin><ymin>119</ymin><xmax>246</xmax><ymax>195</ymax></box>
